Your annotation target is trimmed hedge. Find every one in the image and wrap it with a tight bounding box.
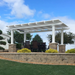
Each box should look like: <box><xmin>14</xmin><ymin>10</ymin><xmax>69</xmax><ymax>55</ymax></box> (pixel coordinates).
<box><xmin>0</xmin><ymin>41</ymin><xmax>6</xmax><ymax>45</ymax></box>
<box><xmin>0</xmin><ymin>30</ymin><xmax>6</xmax><ymax>50</ymax></box>
<box><xmin>0</xmin><ymin>30</ymin><xmax>2</xmax><ymax>34</ymax></box>
<box><xmin>45</xmin><ymin>48</ymin><xmax>58</xmax><ymax>53</ymax></box>
<box><xmin>0</xmin><ymin>46</ymin><xmax>5</xmax><ymax>50</ymax></box>
<box><xmin>0</xmin><ymin>36</ymin><xmax>3</xmax><ymax>40</ymax></box>
<box><xmin>17</xmin><ymin>48</ymin><xmax>31</xmax><ymax>53</ymax></box>
<box><xmin>65</xmin><ymin>49</ymin><xmax>75</xmax><ymax>53</ymax></box>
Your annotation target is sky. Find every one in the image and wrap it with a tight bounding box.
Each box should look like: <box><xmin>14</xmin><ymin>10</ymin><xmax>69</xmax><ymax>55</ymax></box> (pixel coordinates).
<box><xmin>0</xmin><ymin>0</ymin><xmax>75</xmax><ymax>49</ymax></box>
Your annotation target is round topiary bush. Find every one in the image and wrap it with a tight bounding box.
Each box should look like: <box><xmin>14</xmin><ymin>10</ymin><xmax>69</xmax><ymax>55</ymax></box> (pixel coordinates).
<box><xmin>45</xmin><ymin>48</ymin><xmax>58</xmax><ymax>53</ymax></box>
<box><xmin>65</xmin><ymin>49</ymin><xmax>75</xmax><ymax>53</ymax></box>
<box><xmin>17</xmin><ymin>48</ymin><xmax>31</xmax><ymax>53</ymax></box>
<box><xmin>0</xmin><ymin>30</ymin><xmax>6</xmax><ymax>50</ymax></box>
<box><xmin>0</xmin><ymin>30</ymin><xmax>2</xmax><ymax>34</ymax></box>
<box><xmin>0</xmin><ymin>36</ymin><xmax>3</xmax><ymax>40</ymax></box>
<box><xmin>0</xmin><ymin>46</ymin><xmax>5</xmax><ymax>50</ymax></box>
<box><xmin>0</xmin><ymin>41</ymin><xmax>6</xmax><ymax>45</ymax></box>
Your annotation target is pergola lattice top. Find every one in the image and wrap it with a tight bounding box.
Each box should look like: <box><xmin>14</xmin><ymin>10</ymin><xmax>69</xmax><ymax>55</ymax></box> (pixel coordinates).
<box><xmin>7</xmin><ymin>19</ymin><xmax>69</xmax><ymax>33</ymax></box>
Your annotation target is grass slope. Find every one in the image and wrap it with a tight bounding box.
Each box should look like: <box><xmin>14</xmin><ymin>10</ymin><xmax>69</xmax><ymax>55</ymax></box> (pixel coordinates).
<box><xmin>0</xmin><ymin>59</ymin><xmax>75</xmax><ymax>75</ymax></box>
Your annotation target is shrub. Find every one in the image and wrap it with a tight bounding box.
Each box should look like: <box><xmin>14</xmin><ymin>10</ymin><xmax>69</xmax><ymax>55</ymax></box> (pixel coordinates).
<box><xmin>65</xmin><ymin>49</ymin><xmax>75</xmax><ymax>53</ymax></box>
<box><xmin>0</xmin><ymin>41</ymin><xmax>6</xmax><ymax>45</ymax></box>
<box><xmin>0</xmin><ymin>30</ymin><xmax>6</xmax><ymax>50</ymax></box>
<box><xmin>0</xmin><ymin>30</ymin><xmax>2</xmax><ymax>34</ymax></box>
<box><xmin>0</xmin><ymin>46</ymin><xmax>5</xmax><ymax>50</ymax></box>
<box><xmin>0</xmin><ymin>36</ymin><xmax>3</xmax><ymax>40</ymax></box>
<box><xmin>45</xmin><ymin>48</ymin><xmax>58</xmax><ymax>53</ymax></box>
<box><xmin>16</xmin><ymin>43</ymin><xmax>21</xmax><ymax>49</ymax></box>
<box><xmin>17</xmin><ymin>48</ymin><xmax>31</xmax><ymax>53</ymax></box>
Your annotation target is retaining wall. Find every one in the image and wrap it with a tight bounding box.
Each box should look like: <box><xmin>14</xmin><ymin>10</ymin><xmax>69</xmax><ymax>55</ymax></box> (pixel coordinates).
<box><xmin>0</xmin><ymin>53</ymin><xmax>75</xmax><ymax>65</ymax></box>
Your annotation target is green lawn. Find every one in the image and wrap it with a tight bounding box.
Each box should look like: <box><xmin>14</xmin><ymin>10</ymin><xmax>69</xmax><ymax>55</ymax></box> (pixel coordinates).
<box><xmin>0</xmin><ymin>59</ymin><xmax>75</xmax><ymax>75</ymax></box>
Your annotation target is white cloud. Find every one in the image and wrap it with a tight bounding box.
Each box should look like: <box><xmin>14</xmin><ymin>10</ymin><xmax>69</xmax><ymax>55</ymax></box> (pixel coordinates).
<box><xmin>0</xmin><ymin>20</ymin><xmax>8</xmax><ymax>33</ymax></box>
<box><xmin>38</xmin><ymin>11</ymin><xmax>42</xmax><ymax>14</ymax></box>
<box><xmin>37</xmin><ymin>11</ymin><xmax>51</xmax><ymax>19</ymax></box>
<box><xmin>2</xmin><ymin>0</ymin><xmax>35</xmax><ymax>18</ymax></box>
<box><xmin>6</xmin><ymin>16</ymin><xmax>15</xmax><ymax>19</ymax></box>
<box><xmin>0</xmin><ymin>0</ymin><xmax>5</xmax><ymax>6</ymax></box>
<box><xmin>29</xmin><ymin>19</ymin><xmax>36</xmax><ymax>22</ymax></box>
<box><xmin>42</xmin><ymin>13</ymin><xmax>50</xmax><ymax>19</ymax></box>
<box><xmin>0</xmin><ymin>19</ymin><xmax>20</xmax><ymax>33</ymax></box>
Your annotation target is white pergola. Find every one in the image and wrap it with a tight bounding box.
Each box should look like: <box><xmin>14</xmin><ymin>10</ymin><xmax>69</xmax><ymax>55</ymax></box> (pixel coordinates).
<box><xmin>7</xmin><ymin>19</ymin><xmax>69</xmax><ymax>45</ymax></box>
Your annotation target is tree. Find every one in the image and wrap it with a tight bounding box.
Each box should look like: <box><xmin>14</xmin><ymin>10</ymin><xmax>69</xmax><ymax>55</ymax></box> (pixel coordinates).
<box><xmin>47</xmin><ymin>32</ymin><xmax>75</xmax><ymax>44</ymax></box>
<box><xmin>0</xmin><ymin>30</ymin><xmax>6</xmax><ymax>50</ymax></box>
<box><xmin>7</xmin><ymin>31</ymin><xmax>32</xmax><ymax>44</ymax></box>
<box><xmin>31</xmin><ymin>34</ymin><xmax>43</xmax><ymax>44</ymax></box>
<box><xmin>26</xmin><ymin>33</ymin><xmax>32</xmax><ymax>41</ymax></box>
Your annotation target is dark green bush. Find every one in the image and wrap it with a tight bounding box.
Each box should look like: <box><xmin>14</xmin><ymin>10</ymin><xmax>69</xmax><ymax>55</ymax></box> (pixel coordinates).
<box><xmin>0</xmin><ymin>46</ymin><xmax>5</xmax><ymax>50</ymax></box>
<box><xmin>33</xmin><ymin>50</ymin><xmax>38</xmax><ymax>52</ymax></box>
<box><xmin>0</xmin><ymin>30</ymin><xmax>6</xmax><ymax>50</ymax></box>
<box><xmin>65</xmin><ymin>49</ymin><xmax>75</xmax><ymax>53</ymax></box>
<box><xmin>16</xmin><ymin>43</ymin><xmax>21</xmax><ymax>49</ymax></box>
<box><xmin>0</xmin><ymin>30</ymin><xmax>2</xmax><ymax>34</ymax></box>
<box><xmin>0</xmin><ymin>41</ymin><xmax>6</xmax><ymax>45</ymax></box>
<box><xmin>0</xmin><ymin>36</ymin><xmax>3</xmax><ymax>40</ymax></box>
<box><xmin>41</xmin><ymin>49</ymin><xmax>45</xmax><ymax>52</ymax></box>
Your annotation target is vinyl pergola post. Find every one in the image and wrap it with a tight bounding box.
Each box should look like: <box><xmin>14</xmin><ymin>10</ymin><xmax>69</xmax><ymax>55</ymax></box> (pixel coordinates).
<box><xmin>61</xmin><ymin>30</ymin><xmax>64</xmax><ymax>45</ymax></box>
<box><xmin>11</xmin><ymin>30</ymin><xmax>14</xmax><ymax>44</ymax></box>
<box><xmin>52</xmin><ymin>25</ymin><xmax>55</xmax><ymax>43</ymax></box>
<box><xmin>24</xmin><ymin>30</ymin><xmax>26</xmax><ymax>43</ymax></box>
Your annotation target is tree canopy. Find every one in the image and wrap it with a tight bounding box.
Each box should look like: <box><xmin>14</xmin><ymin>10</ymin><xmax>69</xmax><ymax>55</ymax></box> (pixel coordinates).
<box><xmin>31</xmin><ymin>34</ymin><xmax>43</xmax><ymax>44</ymax></box>
<box><xmin>47</xmin><ymin>32</ymin><xmax>75</xmax><ymax>44</ymax></box>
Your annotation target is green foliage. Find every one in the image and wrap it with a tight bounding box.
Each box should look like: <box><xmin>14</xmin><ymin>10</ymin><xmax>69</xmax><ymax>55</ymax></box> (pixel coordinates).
<box><xmin>17</xmin><ymin>48</ymin><xmax>31</xmax><ymax>53</ymax></box>
<box><xmin>0</xmin><ymin>30</ymin><xmax>6</xmax><ymax>50</ymax></box>
<box><xmin>0</xmin><ymin>46</ymin><xmax>5</xmax><ymax>50</ymax></box>
<box><xmin>16</xmin><ymin>43</ymin><xmax>21</xmax><ymax>49</ymax></box>
<box><xmin>14</xmin><ymin>31</ymin><xmax>24</xmax><ymax>43</ymax></box>
<box><xmin>0</xmin><ymin>41</ymin><xmax>6</xmax><ymax>45</ymax></box>
<box><xmin>0</xmin><ymin>36</ymin><xmax>3</xmax><ymax>40</ymax></box>
<box><xmin>0</xmin><ymin>30</ymin><xmax>2</xmax><ymax>34</ymax></box>
<box><xmin>45</xmin><ymin>48</ymin><xmax>58</xmax><ymax>53</ymax></box>
<box><xmin>32</xmin><ymin>34</ymin><xmax>43</xmax><ymax>44</ymax></box>
<box><xmin>41</xmin><ymin>49</ymin><xmax>45</xmax><ymax>52</ymax></box>
<box><xmin>47</xmin><ymin>34</ymin><xmax>52</xmax><ymax>43</ymax></box>
<box><xmin>26</xmin><ymin>33</ymin><xmax>32</xmax><ymax>40</ymax></box>
<box><xmin>7</xmin><ymin>31</ymin><xmax>32</xmax><ymax>44</ymax></box>
<box><xmin>47</xmin><ymin>32</ymin><xmax>75</xmax><ymax>44</ymax></box>
<box><xmin>65</xmin><ymin>49</ymin><xmax>75</xmax><ymax>53</ymax></box>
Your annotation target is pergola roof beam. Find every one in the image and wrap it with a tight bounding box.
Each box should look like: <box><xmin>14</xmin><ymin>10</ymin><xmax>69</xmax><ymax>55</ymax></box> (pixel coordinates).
<box><xmin>7</xmin><ymin>20</ymin><xmax>69</xmax><ymax>33</ymax></box>
<box><xmin>8</xmin><ymin>23</ymin><xmax>63</xmax><ymax>30</ymax></box>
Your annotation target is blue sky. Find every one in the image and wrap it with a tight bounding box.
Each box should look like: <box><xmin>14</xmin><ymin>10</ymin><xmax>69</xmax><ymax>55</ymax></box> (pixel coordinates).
<box><xmin>0</xmin><ymin>0</ymin><xmax>75</xmax><ymax>22</ymax></box>
<box><xmin>0</xmin><ymin>0</ymin><xmax>75</xmax><ymax>49</ymax></box>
